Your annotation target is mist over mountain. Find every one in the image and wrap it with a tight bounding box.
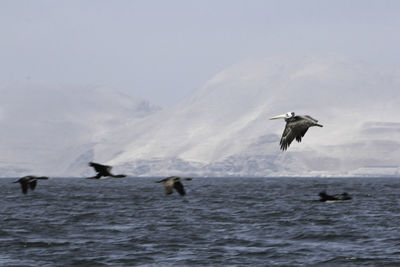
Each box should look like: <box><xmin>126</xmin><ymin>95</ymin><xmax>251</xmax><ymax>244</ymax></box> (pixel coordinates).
<box><xmin>0</xmin><ymin>82</ymin><xmax>159</xmax><ymax>177</ymax></box>
<box><xmin>2</xmin><ymin>56</ymin><xmax>400</xmax><ymax>177</ymax></box>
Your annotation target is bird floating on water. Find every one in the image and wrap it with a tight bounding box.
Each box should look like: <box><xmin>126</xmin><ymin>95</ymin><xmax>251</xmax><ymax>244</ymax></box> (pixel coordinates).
<box><xmin>14</xmin><ymin>176</ymin><xmax>49</xmax><ymax>194</ymax></box>
<box><xmin>269</xmin><ymin>112</ymin><xmax>323</xmax><ymax>150</ymax></box>
<box><xmin>87</xmin><ymin>162</ymin><xmax>127</xmax><ymax>179</ymax></box>
<box><xmin>318</xmin><ymin>191</ymin><xmax>352</xmax><ymax>202</ymax></box>
<box><xmin>156</xmin><ymin>176</ymin><xmax>193</xmax><ymax>195</ymax></box>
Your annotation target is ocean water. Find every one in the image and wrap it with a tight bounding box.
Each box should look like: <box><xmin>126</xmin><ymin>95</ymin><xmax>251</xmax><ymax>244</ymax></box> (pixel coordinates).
<box><xmin>1</xmin><ymin>177</ymin><xmax>400</xmax><ymax>266</ymax></box>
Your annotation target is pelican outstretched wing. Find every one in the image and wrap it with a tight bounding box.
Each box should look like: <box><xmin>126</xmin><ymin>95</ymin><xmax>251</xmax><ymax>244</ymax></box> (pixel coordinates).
<box><xmin>173</xmin><ymin>181</ymin><xmax>185</xmax><ymax>195</ymax></box>
<box><xmin>301</xmin><ymin>115</ymin><xmax>318</xmax><ymax>123</ymax></box>
<box><xmin>280</xmin><ymin>117</ymin><xmax>315</xmax><ymax>150</ymax></box>
<box><xmin>29</xmin><ymin>180</ymin><xmax>37</xmax><ymax>190</ymax></box>
<box><xmin>21</xmin><ymin>182</ymin><xmax>29</xmax><ymax>194</ymax></box>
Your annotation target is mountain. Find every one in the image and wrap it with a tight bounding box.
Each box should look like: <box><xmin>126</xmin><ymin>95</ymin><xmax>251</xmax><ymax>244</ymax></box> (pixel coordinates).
<box><xmin>105</xmin><ymin>56</ymin><xmax>400</xmax><ymax>177</ymax></box>
<box><xmin>2</xmin><ymin>56</ymin><xmax>400</xmax><ymax>177</ymax></box>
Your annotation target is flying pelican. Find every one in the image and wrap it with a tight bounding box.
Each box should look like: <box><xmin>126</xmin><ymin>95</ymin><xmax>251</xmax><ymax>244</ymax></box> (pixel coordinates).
<box><xmin>269</xmin><ymin>112</ymin><xmax>323</xmax><ymax>150</ymax></box>
<box><xmin>156</xmin><ymin>176</ymin><xmax>193</xmax><ymax>195</ymax></box>
<box><xmin>87</xmin><ymin>162</ymin><xmax>127</xmax><ymax>179</ymax></box>
<box><xmin>319</xmin><ymin>191</ymin><xmax>352</xmax><ymax>202</ymax></box>
<box><xmin>14</xmin><ymin>176</ymin><xmax>49</xmax><ymax>194</ymax></box>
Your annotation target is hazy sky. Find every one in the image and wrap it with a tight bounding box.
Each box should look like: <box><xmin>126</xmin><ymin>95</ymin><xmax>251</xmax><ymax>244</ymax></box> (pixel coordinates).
<box><xmin>1</xmin><ymin>0</ymin><xmax>399</xmax><ymax>106</ymax></box>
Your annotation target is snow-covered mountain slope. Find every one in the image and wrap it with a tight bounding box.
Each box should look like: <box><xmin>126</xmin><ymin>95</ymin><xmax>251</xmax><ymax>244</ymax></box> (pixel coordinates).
<box><xmin>106</xmin><ymin>56</ymin><xmax>400</xmax><ymax>177</ymax></box>
<box><xmin>0</xmin><ymin>82</ymin><xmax>159</xmax><ymax>177</ymax></box>
<box><xmin>2</xmin><ymin>56</ymin><xmax>400</xmax><ymax>177</ymax></box>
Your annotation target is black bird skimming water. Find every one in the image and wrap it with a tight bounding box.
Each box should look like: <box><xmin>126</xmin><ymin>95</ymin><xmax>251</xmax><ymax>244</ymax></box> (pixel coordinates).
<box><xmin>14</xmin><ymin>176</ymin><xmax>49</xmax><ymax>194</ymax></box>
<box><xmin>87</xmin><ymin>162</ymin><xmax>127</xmax><ymax>179</ymax></box>
<box><xmin>319</xmin><ymin>191</ymin><xmax>352</xmax><ymax>202</ymax></box>
<box><xmin>156</xmin><ymin>176</ymin><xmax>193</xmax><ymax>195</ymax></box>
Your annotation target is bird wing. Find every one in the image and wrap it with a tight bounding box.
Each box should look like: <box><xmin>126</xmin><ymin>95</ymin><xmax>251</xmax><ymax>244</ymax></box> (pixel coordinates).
<box><xmin>29</xmin><ymin>180</ymin><xmax>37</xmax><ymax>190</ymax></box>
<box><xmin>21</xmin><ymin>182</ymin><xmax>28</xmax><ymax>194</ymax></box>
<box><xmin>90</xmin><ymin>162</ymin><xmax>102</xmax><ymax>172</ymax></box>
<box><xmin>280</xmin><ymin>117</ymin><xmax>314</xmax><ymax>150</ymax></box>
<box><xmin>280</xmin><ymin>123</ymin><xmax>297</xmax><ymax>150</ymax></box>
<box><xmin>301</xmin><ymin>115</ymin><xmax>318</xmax><ymax>123</ymax></box>
<box><xmin>173</xmin><ymin>181</ymin><xmax>186</xmax><ymax>196</ymax></box>
<box><xmin>90</xmin><ymin>162</ymin><xmax>112</xmax><ymax>176</ymax></box>
<box><xmin>295</xmin><ymin>116</ymin><xmax>320</xmax><ymax>143</ymax></box>
<box><xmin>295</xmin><ymin>127</ymin><xmax>309</xmax><ymax>143</ymax></box>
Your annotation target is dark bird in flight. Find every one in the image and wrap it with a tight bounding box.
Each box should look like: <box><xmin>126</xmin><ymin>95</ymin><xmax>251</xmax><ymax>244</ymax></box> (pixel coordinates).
<box><xmin>13</xmin><ymin>176</ymin><xmax>49</xmax><ymax>194</ymax></box>
<box><xmin>269</xmin><ymin>112</ymin><xmax>323</xmax><ymax>150</ymax></box>
<box><xmin>87</xmin><ymin>162</ymin><xmax>127</xmax><ymax>179</ymax></box>
<box><xmin>156</xmin><ymin>176</ymin><xmax>193</xmax><ymax>195</ymax></box>
<box><xmin>319</xmin><ymin>191</ymin><xmax>352</xmax><ymax>202</ymax></box>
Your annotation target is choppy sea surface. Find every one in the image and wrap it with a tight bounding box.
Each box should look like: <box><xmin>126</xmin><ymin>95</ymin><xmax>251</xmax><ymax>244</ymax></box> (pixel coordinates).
<box><xmin>1</xmin><ymin>177</ymin><xmax>400</xmax><ymax>266</ymax></box>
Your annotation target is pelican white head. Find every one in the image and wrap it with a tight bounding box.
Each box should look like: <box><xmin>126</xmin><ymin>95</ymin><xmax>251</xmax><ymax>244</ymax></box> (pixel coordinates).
<box><xmin>269</xmin><ymin>112</ymin><xmax>295</xmax><ymax>120</ymax></box>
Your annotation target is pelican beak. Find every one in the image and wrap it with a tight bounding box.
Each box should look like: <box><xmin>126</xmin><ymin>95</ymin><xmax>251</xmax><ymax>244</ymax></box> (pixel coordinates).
<box><xmin>269</xmin><ymin>114</ymin><xmax>287</xmax><ymax>120</ymax></box>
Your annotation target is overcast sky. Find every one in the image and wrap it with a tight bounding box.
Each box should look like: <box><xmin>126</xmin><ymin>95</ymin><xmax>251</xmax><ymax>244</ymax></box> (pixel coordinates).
<box><xmin>1</xmin><ymin>0</ymin><xmax>399</xmax><ymax>106</ymax></box>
